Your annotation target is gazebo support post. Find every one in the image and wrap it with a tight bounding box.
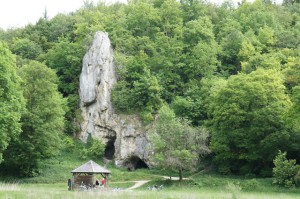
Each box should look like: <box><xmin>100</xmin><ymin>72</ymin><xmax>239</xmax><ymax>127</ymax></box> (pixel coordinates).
<box><xmin>106</xmin><ymin>174</ymin><xmax>109</xmax><ymax>187</ymax></box>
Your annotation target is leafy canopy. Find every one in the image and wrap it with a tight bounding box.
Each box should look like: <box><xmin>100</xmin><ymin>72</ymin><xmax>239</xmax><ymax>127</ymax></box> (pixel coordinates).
<box><xmin>3</xmin><ymin>61</ymin><xmax>66</xmax><ymax>176</ymax></box>
<box><xmin>150</xmin><ymin>105</ymin><xmax>209</xmax><ymax>180</ymax></box>
<box><xmin>210</xmin><ymin>69</ymin><xmax>291</xmax><ymax>175</ymax></box>
<box><xmin>0</xmin><ymin>42</ymin><xmax>25</xmax><ymax>163</ymax></box>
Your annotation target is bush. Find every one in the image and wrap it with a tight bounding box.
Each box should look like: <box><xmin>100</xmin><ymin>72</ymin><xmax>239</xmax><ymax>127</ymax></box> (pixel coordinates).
<box><xmin>88</xmin><ymin>139</ymin><xmax>105</xmax><ymax>159</ymax></box>
<box><xmin>140</xmin><ymin>105</ymin><xmax>154</xmax><ymax>124</ymax></box>
<box><xmin>80</xmin><ymin>148</ymin><xmax>88</xmax><ymax>160</ymax></box>
<box><xmin>241</xmin><ymin>179</ymin><xmax>259</xmax><ymax>191</ymax></box>
<box><xmin>62</xmin><ymin>136</ymin><xmax>75</xmax><ymax>152</ymax></box>
<box><xmin>272</xmin><ymin>151</ymin><xmax>299</xmax><ymax>188</ymax></box>
<box><xmin>294</xmin><ymin>170</ymin><xmax>300</xmax><ymax>187</ymax></box>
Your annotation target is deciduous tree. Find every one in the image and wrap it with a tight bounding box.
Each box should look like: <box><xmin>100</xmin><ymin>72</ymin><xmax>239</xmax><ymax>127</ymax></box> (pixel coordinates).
<box><xmin>3</xmin><ymin>61</ymin><xmax>66</xmax><ymax>176</ymax></box>
<box><xmin>0</xmin><ymin>42</ymin><xmax>25</xmax><ymax>163</ymax></box>
<box><xmin>209</xmin><ymin>69</ymin><xmax>291</xmax><ymax>175</ymax></box>
<box><xmin>150</xmin><ymin>105</ymin><xmax>209</xmax><ymax>180</ymax></box>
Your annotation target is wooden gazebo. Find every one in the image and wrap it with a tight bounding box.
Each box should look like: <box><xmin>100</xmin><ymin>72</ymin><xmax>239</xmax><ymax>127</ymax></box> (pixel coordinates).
<box><xmin>71</xmin><ymin>160</ymin><xmax>111</xmax><ymax>190</ymax></box>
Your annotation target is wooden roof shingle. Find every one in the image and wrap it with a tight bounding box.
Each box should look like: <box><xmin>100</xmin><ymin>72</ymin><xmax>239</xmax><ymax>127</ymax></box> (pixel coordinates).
<box><xmin>71</xmin><ymin>160</ymin><xmax>111</xmax><ymax>174</ymax></box>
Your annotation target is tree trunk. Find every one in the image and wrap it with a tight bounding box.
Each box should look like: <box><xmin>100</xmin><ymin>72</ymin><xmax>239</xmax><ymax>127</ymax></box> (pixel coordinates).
<box><xmin>179</xmin><ymin>167</ymin><xmax>183</xmax><ymax>181</ymax></box>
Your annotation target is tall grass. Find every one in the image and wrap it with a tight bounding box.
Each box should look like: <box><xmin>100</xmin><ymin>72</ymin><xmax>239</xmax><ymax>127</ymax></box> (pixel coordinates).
<box><xmin>0</xmin><ymin>182</ymin><xmax>20</xmax><ymax>191</ymax></box>
<box><xmin>1</xmin><ymin>183</ymin><xmax>300</xmax><ymax>199</ymax></box>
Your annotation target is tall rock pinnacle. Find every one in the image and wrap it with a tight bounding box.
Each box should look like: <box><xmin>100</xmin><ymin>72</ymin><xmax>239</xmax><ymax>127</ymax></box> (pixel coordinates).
<box><xmin>79</xmin><ymin>31</ymin><xmax>152</xmax><ymax>170</ymax></box>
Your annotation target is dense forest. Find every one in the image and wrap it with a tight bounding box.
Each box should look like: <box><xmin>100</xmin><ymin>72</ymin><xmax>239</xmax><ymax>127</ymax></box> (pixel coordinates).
<box><xmin>1</xmin><ymin>0</ymin><xmax>300</xmax><ymax>184</ymax></box>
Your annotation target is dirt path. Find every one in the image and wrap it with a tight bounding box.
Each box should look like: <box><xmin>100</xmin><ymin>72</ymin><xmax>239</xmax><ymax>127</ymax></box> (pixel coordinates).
<box><xmin>162</xmin><ymin>176</ymin><xmax>189</xmax><ymax>180</ymax></box>
<box><xmin>126</xmin><ymin>175</ymin><xmax>189</xmax><ymax>190</ymax></box>
<box><xmin>127</xmin><ymin>180</ymin><xmax>150</xmax><ymax>190</ymax></box>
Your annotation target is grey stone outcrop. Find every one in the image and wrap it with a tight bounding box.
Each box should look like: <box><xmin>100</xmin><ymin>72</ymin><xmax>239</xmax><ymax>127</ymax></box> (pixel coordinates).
<box><xmin>79</xmin><ymin>31</ymin><xmax>151</xmax><ymax>168</ymax></box>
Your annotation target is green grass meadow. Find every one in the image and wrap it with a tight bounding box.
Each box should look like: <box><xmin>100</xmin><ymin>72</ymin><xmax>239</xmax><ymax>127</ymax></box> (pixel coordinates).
<box><xmin>1</xmin><ymin>181</ymin><xmax>300</xmax><ymax>199</ymax></box>
<box><xmin>1</xmin><ymin>143</ymin><xmax>300</xmax><ymax>199</ymax></box>
<box><xmin>1</xmin><ymin>173</ymin><xmax>300</xmax><ymax>199</ymax></box>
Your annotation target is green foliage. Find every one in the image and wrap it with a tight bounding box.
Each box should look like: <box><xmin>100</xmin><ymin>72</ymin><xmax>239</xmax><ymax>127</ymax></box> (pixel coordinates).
<box><xmin>241</xmin><ymin>179</ymin><xmax>260</xmax><ymax>191</ymax></box>
<box><xmin>236</xmin><ymin>1</ymin><xmax>281</xmax><ymax>34</ymax></box>
<box><xmin>140</xmin><ymin>107</ymin><xmax>155</xmax><ymax>124</ymax></box>
<box><xmin>172</xmin><ymin>77</ymin><xmax>225</xmax><ymax>125</ymax></box>
<box><xmin>294</xmin><ymin>170</ymin><xmax>300</xmax><ymax>187</ymax></box>
<box><xmin>150</xmin><ymin>105</ymin><xmax>210</xmax><ymax>180</ymax></box>
<box><xmin>62</xmin><ymin>136</ymin><xmax>76</xmax><ymax>152</ymax></box>
<box><xmin>273</xmin><ymin>151</ymin><xmax>299</xmax><ymax>188</ymax></box>
<box><xmin>111</xmin><ymin>81</ymin><xmax>134</xmax><ymax>113</ymax></box>
<box><xmin>22</xmin><ymin>18</ymin><xmax>52</xmax><ymax>51</ymax></box>
<box><xmin>183</xmin><ymin>17</ymin><xmax>219</xmax><ymax>79</ymax></box>
<box><xmin>282</xmin><ymin>57</ymin><xmax>300</xmax><ymax>92</ymax></box>
<box><xmin>218</xmin><ymin>27</ymin><xmax>243</xmax><ymax>75</ymax></box>
<box><xmin>43</xmin><ymin>38</ymin><xmax>84</xmax><ymax>135</ymax></box>
<box><xmin>286</xmin><ymin>87</ymin><xmax>300</xmax><ymax>121</ymax></box>
<box><xmin>3</xmin><ymin>61</ymin><xmax>66</xmax><ymax>176</ymax></box>
<box><xmin>283</xmin><ymin>86</ymin><xmax>300</xmax><ymax>159</ymax></box>
<box><xmin>81</xmin><ymin>135</ymin><xmax>105</xmax><ymax>160</ymax></box>
<box><xmin>0</xmin><ymin>42</ymin><xmax>25</xmax><ymax>163</ymax></box>
<box><xmin>73</xmin><ymin>4</ymin><xmax>106</xmax><ymax>42</ymax></box>
<box><xmin>125</xmin><ymin>1</ymin><xmax>160</xmax><ymax>38</ymax></box>
<box><xmin>133</xmin><ymin>70</ymin><xmax>163</xmax><ymax>119</ymax></box>
<box><xmin>44</xmin><ymin>38</ymin><xmax>85</xmax><ymax>96</ymax></box>
<box><xmin>79</xmin><ymin>148</ymin><xmax>89</xmax><ymax>160</ymax></box>
<box><xmin>210</xmin><ymin>69</ymin><xmax>291</xmax><ymax>175</ymax></box>
<box><xmin>47</xmin><ymin>14</ymin><xmax>76</xmax><ymax>42</ymax></box>
<box><xmin>88</xmin><ymin>139</ymin><xmax>105</xmax><ymax>160</ymax></box>
<box><xmin>11</xmin><ymin>38</ymin><xmax>43</xmax><ymax>60</ymax></box>
<box><xmin>112</xmin><ymin>68</ymin><xmax>162</xmax><ymax>121</ymax></box>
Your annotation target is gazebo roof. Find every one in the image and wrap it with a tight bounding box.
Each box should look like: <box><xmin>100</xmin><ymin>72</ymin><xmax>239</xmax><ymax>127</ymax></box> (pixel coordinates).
<box><xmin>71</xmin><ymin>160</ymin><xmax>111</xmax><ymax>174</ymax></box>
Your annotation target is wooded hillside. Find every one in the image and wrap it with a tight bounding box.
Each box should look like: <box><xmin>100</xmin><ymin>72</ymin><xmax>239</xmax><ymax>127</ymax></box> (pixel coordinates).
<box><xmin>0</xmin><ymin>0</ymin><xmax>300</xmax><ymax>179</ymax></box>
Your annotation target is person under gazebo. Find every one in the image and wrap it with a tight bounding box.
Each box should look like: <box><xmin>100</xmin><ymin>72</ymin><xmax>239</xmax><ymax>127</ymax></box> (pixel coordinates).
<box><xmin>101</xmin><ymin>177</ymin><xmax>106</xmax><ymax>187</ymax></box>
<box><xmin>95</xmin><ymin>179</ymin><xmax>100</xmax><ymax>187</ymax></box>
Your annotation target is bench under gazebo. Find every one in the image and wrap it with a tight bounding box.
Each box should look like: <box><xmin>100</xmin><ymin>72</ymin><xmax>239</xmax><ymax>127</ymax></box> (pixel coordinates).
<box><xmin>71</xmin><ymin>160</ymin><xmax>111</xmax><ymax>190</ymax></box>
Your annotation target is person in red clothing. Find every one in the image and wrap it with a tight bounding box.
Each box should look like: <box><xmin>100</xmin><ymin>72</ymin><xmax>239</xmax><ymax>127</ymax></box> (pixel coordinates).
<box><xmin>101</xmin><ymin>178</ymin><xmax>106</xmax><ymax>187</ymax></box>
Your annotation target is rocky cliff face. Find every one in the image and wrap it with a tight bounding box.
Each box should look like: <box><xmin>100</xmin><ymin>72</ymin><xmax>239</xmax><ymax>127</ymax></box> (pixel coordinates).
<box><xmin>79</xmin><ymin>31</ymin><xmax>151</xmax><ymax>169</ymax></box>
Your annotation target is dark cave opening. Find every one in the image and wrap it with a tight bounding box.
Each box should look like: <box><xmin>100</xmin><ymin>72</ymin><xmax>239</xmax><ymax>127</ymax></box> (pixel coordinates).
<box><xmin>126</xmin><ymin>156</ymin><xmax>149</xmax><ymax>171</ymax></box>
<box><xmin>104</xmin><ymin>136</ymin><xmax>116</xmax><ymax>160</ymax></box>
<box><xmin>136</xmin><ymin>158</ymin><xmax>149</xmax><ymax>169</ymax></box>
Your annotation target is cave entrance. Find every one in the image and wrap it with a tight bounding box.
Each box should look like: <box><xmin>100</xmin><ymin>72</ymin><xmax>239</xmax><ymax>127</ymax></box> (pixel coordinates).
<box><xmin>125</xmin><ymin>156</ymin><xmax>149</xmax><ymax>171</ymax></box>
<box><xmin>104</xmin><ymin>136</ymin><xmax>116</xmax><ymax>160</ymax></box>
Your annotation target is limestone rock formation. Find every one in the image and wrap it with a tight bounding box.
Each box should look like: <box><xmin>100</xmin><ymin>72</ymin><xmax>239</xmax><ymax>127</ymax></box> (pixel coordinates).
<box><xmin>79</xmin><ymin>31</ymin><xmax>151</xmax><ymax>169</ymax></box>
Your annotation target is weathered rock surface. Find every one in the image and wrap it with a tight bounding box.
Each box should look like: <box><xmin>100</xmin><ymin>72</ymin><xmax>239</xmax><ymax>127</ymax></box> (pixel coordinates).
<box><xmin>79</xmin><ymin>31</ymin><xmax>151</xmax><ymax>169</ymax></box>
